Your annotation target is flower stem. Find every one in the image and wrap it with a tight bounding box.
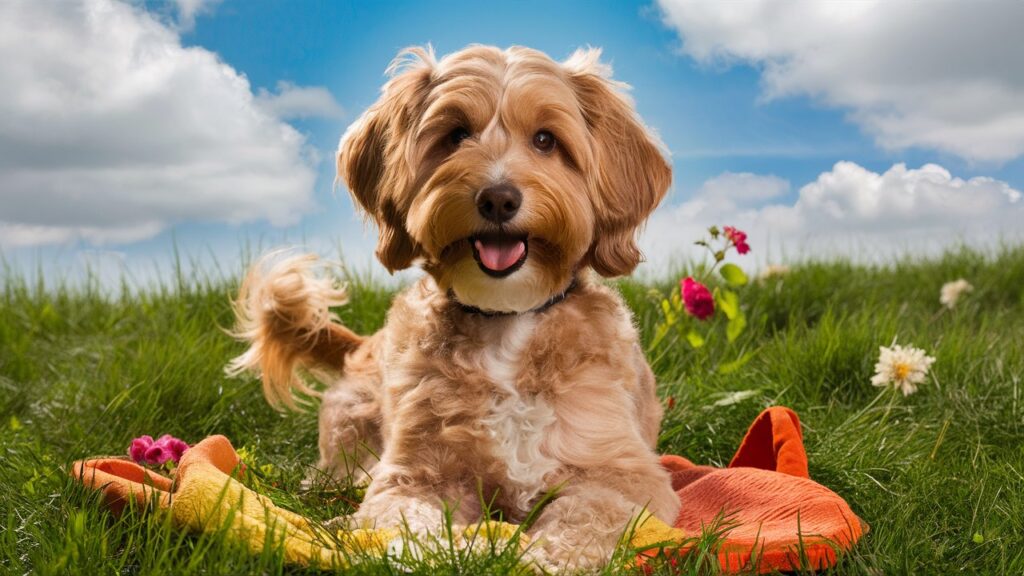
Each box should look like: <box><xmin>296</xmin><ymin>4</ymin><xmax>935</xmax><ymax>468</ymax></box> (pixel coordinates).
<box><xmin>834</xmin><ymin>388</ymin><xmax>889</xmax><ymax>434</ymax></box>
<box><xmin>878</xmin><ymin>390</ymin><xmax>899</xmax><ymax>428</ymax></box>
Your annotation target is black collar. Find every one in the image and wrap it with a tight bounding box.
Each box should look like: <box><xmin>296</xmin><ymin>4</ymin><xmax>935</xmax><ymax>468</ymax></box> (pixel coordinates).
<box><xmin>449</xmin><ymin>277</ymin><xmax>578</xmax><ymax>318</ymax></box>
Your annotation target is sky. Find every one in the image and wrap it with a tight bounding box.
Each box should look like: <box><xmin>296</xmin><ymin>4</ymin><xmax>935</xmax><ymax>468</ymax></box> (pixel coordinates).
<box><xmin>1</xmin><ymin>0</ymin><xmax>1023</xmax><ymax>287</ymax></box>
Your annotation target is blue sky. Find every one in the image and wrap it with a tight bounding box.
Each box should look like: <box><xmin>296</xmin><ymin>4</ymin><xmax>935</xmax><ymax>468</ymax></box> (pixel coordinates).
<box><xmin>183</xmin><ymin>0</ymin><xmax>1024</xmax><ymax>190</ymax></box>
<box><xmin>2</xmin><ymin>0</ymin><xmax>1023</xmax><ymax>285</ymax></box>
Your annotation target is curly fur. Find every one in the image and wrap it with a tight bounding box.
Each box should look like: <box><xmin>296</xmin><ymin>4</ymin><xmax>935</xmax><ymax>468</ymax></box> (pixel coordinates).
<box><xmin>226</xmin><ymin>252</ymin><xmax>359</xmax><ymax>409</ymax></box>
<box><xmin>228</xmin><ymin>45</ymin><xmax>677</xmax><ymax>571</ymax></box>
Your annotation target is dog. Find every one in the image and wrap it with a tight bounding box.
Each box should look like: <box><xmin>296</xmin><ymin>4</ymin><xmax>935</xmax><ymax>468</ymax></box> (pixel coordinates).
<box><xmin>228</xmin><ymin>45</ymin><xmax>678</xmax><ymax>570</ymax></box>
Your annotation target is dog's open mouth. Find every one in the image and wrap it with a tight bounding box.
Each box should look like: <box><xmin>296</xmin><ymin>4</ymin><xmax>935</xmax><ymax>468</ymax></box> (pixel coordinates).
<box><xmin>470</xmin><ymin>232</ymin><xmax>528</xmax><ymax>277</ymax></box>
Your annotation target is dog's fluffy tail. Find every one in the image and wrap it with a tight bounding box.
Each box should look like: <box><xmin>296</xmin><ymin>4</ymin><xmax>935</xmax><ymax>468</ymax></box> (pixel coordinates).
<box><xmin>226</xmin><ymin>251</ymin><xmax>364</xmax><ymax>410</ymax></box>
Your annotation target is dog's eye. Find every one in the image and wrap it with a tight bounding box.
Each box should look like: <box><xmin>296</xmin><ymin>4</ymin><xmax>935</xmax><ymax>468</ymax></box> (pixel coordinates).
<box><xmin>449</xmin><ymin>127</ymin><xmax>471</xmax><ymax>147</ymax></box>
<box><xmin>532</xmin><ymin>130</ymin><xmax>555</xmax><ymax>153</ymax></box>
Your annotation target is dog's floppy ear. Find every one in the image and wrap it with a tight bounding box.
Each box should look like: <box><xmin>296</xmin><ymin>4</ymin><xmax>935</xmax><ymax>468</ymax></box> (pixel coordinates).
<box><xmin>564</xmin><ymin>48</ymin><xmax>671</xmax><ymax>277</ymax></box>
<box><xmin>337</xmin><ymin>47</ymin><xmax>435</xmax><ymax>273</ymax></box>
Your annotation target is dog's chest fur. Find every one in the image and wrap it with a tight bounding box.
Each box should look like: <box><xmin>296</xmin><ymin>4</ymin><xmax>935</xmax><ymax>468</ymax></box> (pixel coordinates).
<box><xmin>475</xmin><ymin>315</ymin><xmax>560</xmax><ymax>510</ymax></box>
<box><xmin>382</xmin><ymin>278</ymin><xmax>646</xmax><ymax>516</ymax></box>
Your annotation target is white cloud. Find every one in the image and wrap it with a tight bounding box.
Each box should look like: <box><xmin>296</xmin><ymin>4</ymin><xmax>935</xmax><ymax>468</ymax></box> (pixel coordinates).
<box><xmin>0</xmin><ymin>0</ymin><xmax>320</xmax><ymax>248</ymax></box>
<box><xmin>639</xmin><ymin>162</ymin><xmax>1024</xmax><ymax>271</ymax></box>
<box><xmin>659</xmin><ymin>172</ymin><xmax>789</xmax><ymax>235</ymax></box>
<box><xmin>170</xmin><ymin>0</ymin><xmax>221</xmax><ymax>31</ymax></box>
<box><xmin>657</xmin><ymin>0</ymin><xmax>1024</xmax><ymax>163</ymax></box>
<box><xmin>255</xmin><ymin>81</ymin><xmax>345</xmax><ymax>120</ymax></box>
<box><xmin>0</xmin><ymin>222</ymin><xmax>164</xmax><ymax>249</ymax></box>
<box><xmin>694</xmin><ymin>171</ymin><xmax>790</xmax><ymax>206</ymax></box>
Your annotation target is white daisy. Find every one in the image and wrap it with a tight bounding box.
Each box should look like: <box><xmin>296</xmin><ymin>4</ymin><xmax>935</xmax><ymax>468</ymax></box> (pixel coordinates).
<box><xmin>871</xmin><ymin>344</ymin><xmax>936</xmax><ymax>396</ymax></box>
<box><xmin>939</xmin><ymin>278</ymin><xmax>973</xmax><ymax>309</ymax></box>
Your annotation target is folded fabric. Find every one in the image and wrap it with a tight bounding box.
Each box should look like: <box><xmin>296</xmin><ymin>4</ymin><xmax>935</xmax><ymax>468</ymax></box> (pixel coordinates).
<box><xmin>71</xmin><ymin>435</ymin><xmax>399</xmax><ymax>567</ymax></box>
<box><xmin>69</xmin><ymin>407</ymin><xmax>865</xmax><ymax>572</ymax></box>
<box><xmin>632</xmin><ymin>407</ymin><xmax>867</xmax><ymax>573</ymax></box>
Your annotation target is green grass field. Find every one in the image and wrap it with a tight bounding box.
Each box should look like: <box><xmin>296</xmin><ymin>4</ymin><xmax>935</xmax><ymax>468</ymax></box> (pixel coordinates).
<box><xmin>2</xmin><ymin>246</ymin><xmax>1023</xmax><ymax>575</ymax></box>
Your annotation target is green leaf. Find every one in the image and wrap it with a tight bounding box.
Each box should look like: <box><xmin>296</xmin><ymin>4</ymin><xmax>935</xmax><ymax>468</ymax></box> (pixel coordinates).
<box><xmin>717</xmin><ymin>289</ymin><xmax>739</xmax><ymax>320</ymax></box>
<box><xmin>649</xmin><ymin>323</ymin><xmax>669</xmax><ymax>350</ymax></box>
<box><xmin>718</xmin><ymin>351</ymin><xmax>754</xmax><ymax>374</ymax></box>
<box><xmin>726</xmin><ymin>311</ymin><xmax>747</xmax><ymax>342</ymax></box>
<box><xmin>720</xmin><ymin>263</ymin><xmax>749</xmax><ymax>287</ymax></box>
<box><xmin>659</xmin><ymin>299</ymin><xmax>676</xmax><ymax>325</ymax></box>
<box><xmin>685</xmin><ymin>330</ymin><xmax>705</xmax><ymax>349</ymax></box>
<box><xmin>670</xmin><ymin>290</ymin><xmax>683</xmax><ymax>312</ymax></box>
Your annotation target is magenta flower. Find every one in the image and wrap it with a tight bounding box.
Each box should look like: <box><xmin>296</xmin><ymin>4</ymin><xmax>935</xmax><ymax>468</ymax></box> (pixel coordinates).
<box><xmin>128</xmin><ymin>434</ymin><xmax>189</xmax><ymax>466</ymax></box>
<box><xmin>681</xmin><ymin>277</ymin><xmax>715</xmax><ymax>320</ymax></box>
<box><xmin>723</xmin><ymin>226</ymin><xmax>751</xmax><ymax>255</ymax></box>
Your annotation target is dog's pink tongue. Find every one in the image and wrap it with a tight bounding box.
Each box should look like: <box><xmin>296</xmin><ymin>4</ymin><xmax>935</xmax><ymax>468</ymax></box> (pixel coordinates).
<box><xmin>474</xmin><ymin>238</ymin><xmax>525</xmax><ymax>271</ymax></box>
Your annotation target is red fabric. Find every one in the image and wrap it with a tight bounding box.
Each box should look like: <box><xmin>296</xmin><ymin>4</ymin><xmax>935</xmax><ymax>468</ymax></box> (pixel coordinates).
<box><xmin>70</xmin><ymin>435</ymin><xmax>242</xmax><ymax>516</ymax></box>
<box><xmin>644</xmin><ymin>407</ymin><xmax>866</xmax><ymax>573</ymax></box>
<box><xmin>70</xmin><ymin>457</ymin><xmax>174</xmax><ymax>515</ymax></box>
<box><xmin>70</xmin><ymin>409</ymin><xmax>864</xmax><ymax>573</ymax></box>
<box><xmin>727</xmin><ymin>405</ymin><xmax>808</xmax><ymax>477</ymax></box>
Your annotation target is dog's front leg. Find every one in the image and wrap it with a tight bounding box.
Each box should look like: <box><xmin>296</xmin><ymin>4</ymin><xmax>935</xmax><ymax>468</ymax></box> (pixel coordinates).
<box><xmin>315</xmin><ymin>373</ymin><xmax>383</xmax><ymax>485</ymax></box>
<box><xmin>346</xmin><ymin>471</ymin><xmax>482</xmax><ymax>535</ymax></box>
<box><xmin>524</xmin><ymin>474</ymin><xmax>674</xmax><ymax>572</ymax></box>
<box><xmin>352</xmin><ymin>489</ymin><xmax>446</xmax><ymax>535</ymax></box>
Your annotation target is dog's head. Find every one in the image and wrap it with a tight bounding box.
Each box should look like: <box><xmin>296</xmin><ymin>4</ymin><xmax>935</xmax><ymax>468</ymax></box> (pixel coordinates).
<box><xmin>338</xmin><ymin>45</ymin><xmax>671</xmax><ymax>312</ymax></box>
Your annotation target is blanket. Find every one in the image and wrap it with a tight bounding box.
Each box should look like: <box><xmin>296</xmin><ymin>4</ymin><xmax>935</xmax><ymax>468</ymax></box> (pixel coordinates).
<box><xmin>69</xmin><ymin>407</ymin><xmax>866</xmax><ymax>572</ymax></box>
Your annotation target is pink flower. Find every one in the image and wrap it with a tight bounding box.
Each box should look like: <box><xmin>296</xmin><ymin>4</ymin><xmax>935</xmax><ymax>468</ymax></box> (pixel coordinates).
<box><xmin>145</xmin><ymin>443</ymin><xmax>172</xmax><ymax>465</ymax></box>
<box><xmin>681</xmin><ymin>277</ymin><xmax>715</xmax><ymax>320</ymax></box>
<box><xmin>128</xmin><ymin>434</ymin><xmax>189</xmax><ymax>466</ymax></box>
<box><xmin>724</xmin><ymin>226</ymin><xmax>750</xmax><ymax>255</ymax></box>
<box><xmin>129</xmin><ymin>435</ymin><xmax>154</xmax><ymax>462</ymax></box>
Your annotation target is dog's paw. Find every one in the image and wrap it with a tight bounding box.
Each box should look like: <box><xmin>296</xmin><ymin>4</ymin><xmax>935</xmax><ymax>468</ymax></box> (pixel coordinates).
<box><xmin>519</xmin><ymin>545</ymin><xmax>558</xmax><ymax>574</ymax></box>
<box><xmin>520</xmin><ymin>527</ymin><xmax>617</xmax><ymax>574</ymax></box>
<box><xmin>323</xmin><ymin>513</ymin><xmax>359</xmax><ymax>531</ymax></box>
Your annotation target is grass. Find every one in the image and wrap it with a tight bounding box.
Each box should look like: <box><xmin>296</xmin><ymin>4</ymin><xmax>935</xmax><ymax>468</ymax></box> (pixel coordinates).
<box><xmin>2</xmin><ymin>245</ymin><xmax>1023</xmax><ymax>574</ymax></box>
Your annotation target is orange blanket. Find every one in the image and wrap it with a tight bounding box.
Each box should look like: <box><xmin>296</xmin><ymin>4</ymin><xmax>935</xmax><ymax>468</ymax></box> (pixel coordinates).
<box><xmin>641</xmin><ymin>406</ymin><xmax>867</xmax><ymax>572</ymax></box>
<box><xmin>69</xmin><ymin>407</ymin><xmax>865</xmax><ymax>572</ymax></box>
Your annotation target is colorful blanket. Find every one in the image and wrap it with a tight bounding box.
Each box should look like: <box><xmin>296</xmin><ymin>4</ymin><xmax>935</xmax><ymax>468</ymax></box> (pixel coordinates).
<box><xmin>70</xmin><ymin>407</ymin><xmax>865</xmax><ymax>572</ymax></box>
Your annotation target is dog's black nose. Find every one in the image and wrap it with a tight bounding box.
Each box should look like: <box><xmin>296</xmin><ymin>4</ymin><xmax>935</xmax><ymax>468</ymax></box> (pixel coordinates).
<box><xmin>476</xmin><ymin>184</ymin><xmax>522</xmax><ymax>224</ymax></box>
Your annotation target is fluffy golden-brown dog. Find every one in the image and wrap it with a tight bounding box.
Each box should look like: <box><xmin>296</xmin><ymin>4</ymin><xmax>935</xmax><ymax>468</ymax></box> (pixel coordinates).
<box><xmin>228</xmin><ymin>45</ymin><xmax>677</xmax><ymax>570</ymax></box>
